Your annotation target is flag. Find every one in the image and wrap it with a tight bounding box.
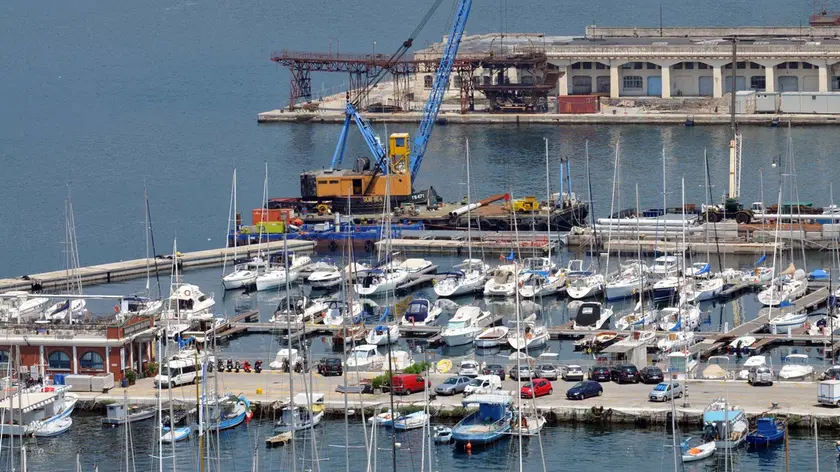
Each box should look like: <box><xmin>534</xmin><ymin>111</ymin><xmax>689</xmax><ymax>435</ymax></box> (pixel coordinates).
<box><xmin>379</xmin><ymin>307</ymin><xmax>390</xmax><ymax>322</ymax></box>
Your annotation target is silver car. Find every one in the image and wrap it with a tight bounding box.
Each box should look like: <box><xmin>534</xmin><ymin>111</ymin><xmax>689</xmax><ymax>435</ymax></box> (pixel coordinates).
<box><xmin>435</xmin><ymin>376</ymin><xmax>472</xmax><ymax>395</ymax></box>
<box><xmin>649</xmin><ymin>382</ymin><xmax>683</xmax><ymax>402</ymax></box>
<box><xmin>561</xmin><ymin>365</ymin><xmax>585</xmax><ymax>382</ymax></box>
<box><xmin>536</xmin><ymin>363</ymin><xmax>559</xmax><ymax>380</ymax></box>
<box><xmin>748</xmin><ymin>366</ymin><xmax>774</xmax><ymax>386</ymax></box>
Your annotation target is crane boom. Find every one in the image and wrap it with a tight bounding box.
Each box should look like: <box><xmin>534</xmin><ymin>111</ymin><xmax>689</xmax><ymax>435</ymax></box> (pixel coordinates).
<box><xmin>408</xmin><ymin>0</ymin><xmax>472</xmax><ymax>183</ymax></box>
<box><xmin>330</xmin><ymin>102</ymin><xmax>388</xmax><ymax>172</ymax></box>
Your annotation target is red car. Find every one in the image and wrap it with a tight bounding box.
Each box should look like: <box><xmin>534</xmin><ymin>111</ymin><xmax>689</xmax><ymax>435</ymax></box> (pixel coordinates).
<box><xmin>520</xmin><ymin>378</ymin><xmax>552</xmax><ymax>398</ymax></box>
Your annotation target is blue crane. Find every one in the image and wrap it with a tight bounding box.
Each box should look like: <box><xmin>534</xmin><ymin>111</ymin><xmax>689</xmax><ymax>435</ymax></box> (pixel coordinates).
<box><xmin>329</xmin><ymin>0</ymin><xmax>472</xmax><ymax>185</ymax></box>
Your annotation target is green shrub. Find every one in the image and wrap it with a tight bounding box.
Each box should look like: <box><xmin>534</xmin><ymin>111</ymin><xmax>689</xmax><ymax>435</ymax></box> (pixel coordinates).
<box><xmin>403</xmin><ymin>361</ymin><xmax>431</xmax><ymax>375</ymax></box>
<box><xmin>372</xmin><ymin>371</ymin><xmax>393</xmax><ymax>390</ymax></box>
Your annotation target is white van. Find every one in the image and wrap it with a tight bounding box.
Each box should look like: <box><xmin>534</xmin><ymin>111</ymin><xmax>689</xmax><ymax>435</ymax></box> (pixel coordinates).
<box><xmin>154</xmin><ymin>353</ymin><xmax>214</xmax><ymax>388</ymax></box>
<box><xmin>463</xmin><ymin>375</ymin><xmax>502</xmax><ymax>396</ymax></box>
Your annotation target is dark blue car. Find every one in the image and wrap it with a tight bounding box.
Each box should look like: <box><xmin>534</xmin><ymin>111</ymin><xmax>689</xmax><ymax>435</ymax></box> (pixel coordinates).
<box><xmin>566</xmin><ymin>380</ymin><xmax>603</xmax><ymax>400</ymax></box>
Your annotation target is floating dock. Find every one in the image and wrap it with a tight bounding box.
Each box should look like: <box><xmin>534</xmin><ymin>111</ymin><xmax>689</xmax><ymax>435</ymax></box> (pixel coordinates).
<box><xmin>0</xmin><ymin>240</ymin><xmax>316</xmax><ymax>292</ymax></box>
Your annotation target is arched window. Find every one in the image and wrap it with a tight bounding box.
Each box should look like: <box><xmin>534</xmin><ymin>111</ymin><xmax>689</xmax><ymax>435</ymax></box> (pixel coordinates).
<box><xmin>0</xmin><ymin>350</ymin><xmax>8</xmax><ymax>369</ymax></box>
<box><xmin>80</xmin><ymin>351</ymin><xmax>104</xmax><ymax>370</ymax></box>
<box><xmin>423</xmin><ymin>75</ymin><xmax>433</xmax><ymax>89</ymax></box>
<box><xmin>48</xmin><ymin>351</ymin><xmax>71</xmax><ymax>370</ymax></box>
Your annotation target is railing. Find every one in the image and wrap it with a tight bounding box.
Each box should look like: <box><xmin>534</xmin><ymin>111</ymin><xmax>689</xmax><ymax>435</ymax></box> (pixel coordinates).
<box><xmin>546</xmin><ymin>44</ymin><xmax>840</xmax><ymax>58</ymax></box>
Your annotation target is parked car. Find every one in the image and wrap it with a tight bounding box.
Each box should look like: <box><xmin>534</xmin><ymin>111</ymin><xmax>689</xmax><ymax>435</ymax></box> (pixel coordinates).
<box><xmin>510</xmin><ymin>365</ymin><xmax>533</xmax><ymax>381</ymax></box>
<box><xmin>566</xmin><ymin>380</ymin><xmax>603</xmax><ymax>400</ymax></box>
<box><xmin>648</xmin><ymin>382</ymin><xmax>682</xmax><ymax>402</ymax></box>
<box><xmin>483</xmin><ymin>363</ymin><xmax>506</xmax><ymax>381</ymax></box>
<box><xmin>535</xmin><ymin>363</ymin><xmax>559</xmax><ymax>380</ymax></box>
<box><xmin>748</xmin><ymin>366</ymin><xmax>774</xmax><ymax>386</ymax></box>
<box><xmin>458</xmin><ymin>360</ymin><xmax>480</xmax><ymax>378</ymax></box>
<box><xmin>561</xmin><ymin>365</ymin><xmax>585</xmax><ymax>382</ymax></box>
<box><xmin>317</xmin><ymin>357</ymin><xmax>343</xmax><ymax>376</ymax></box>
<box><xmin>639</xmin><ymin>366</ymin><xmax>664</xmax><ymax>384</ymax></box>
<box><xmin>434</xmin><ymin>376</ymin><xmax>472</xmax><ymax>396</ymax></box>
<box><xmin>588</xmin><ymin>366</ymin><xmax>611</xmax><ymax>382</ymax></box>
<box><xmin>820</xmin><ymin>365</ymin><xmax>840</xmax><ymax>381</ymax></box>
<box><xmin>463</xmin><ymin>375</ymin><xmax>502</xmax><ymax>396</ymax></box>
<box><xmin>521</xmin><ymin>378</ymin><xmax>553</xmax><ymax>398</ymax></box>
<box><xmin>610</xmin><ymin>364</ymin><xmax>640</xmax><ymax>384</ymax></box>
<box><xmin>386</xmin><ymin>374</ymin><xmax>431</xmax><ymax>395</ymax></box>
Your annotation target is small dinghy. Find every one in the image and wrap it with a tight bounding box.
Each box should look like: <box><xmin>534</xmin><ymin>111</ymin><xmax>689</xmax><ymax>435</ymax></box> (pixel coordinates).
<box><xmin>162</xmin><ymin>426</ymin><xmax>191</xmax><ymax>443</ymax></box>
<box><xmin>265</xmin><ymin>431</ymin><xmax>292</xmax><ymax>447</ymax></box>
<box><xmin>475</xmin><ymin>326</ymin><xmax>509</xmax><ymax>348</ymax></box>
<box><xmin>393</xmin><ymin>411</ymin><xmax>429</xmax><ymax>431</ymax></box>
<box><xmin>433</xmin><ymin>426</ymin><xmax>453</xmax><ymax>444</ymax></box>
<box><xmin>681</xmin><ymin>438</ymin><xmax>716</xmax><ymax>462</ymax></box>
<box><xmin>32</xmin><ymin>417</ymin><xmax>73</xmax><ymax>437</ymax></box>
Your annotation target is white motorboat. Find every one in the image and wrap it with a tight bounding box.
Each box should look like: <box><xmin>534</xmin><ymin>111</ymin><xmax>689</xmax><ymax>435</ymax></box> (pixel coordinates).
<box><xmin>657</xmin><ymin>331</ymin><xmax>696</xmax><ymax>352</ymax></box>
<box><xmin>383</xmin><ymin>350</ymin><xmax>414</xmax><ymax>371</ymax></box>
<box><xmin>684</xmin><ymin>262</ymin><xmax>712</xmax><ymax>279</ymax></box>
<box><xmin>650</xmin><ymin>255</ymin><xmax>681</xmax><ymax>278</ymax></box>
<box><xmin>658</xmin><ymin>304</ymin><xmax>701</xmax><ymax>331</ymax></box>
<box><xmin>270</xmin><ymin>296</ymin><xmax>328</xmax><ymax>325</ymax></box>
<box><xmin>365</xmin><ymin>324</ymin><xmax>400</xmax><ymax>345</ymax></box>
<box><xmin>743</xmin><ymin>266</ymin><xmax>775</xmax><ymax>284</ymax></box>
<box><xmin>322</xmin><ymin>299</ymin><xmax>363</xmax><ymax>327</ymax></box>
<box><xmin>681</xmin><ymin>439</ymin><xmax>716</xmax><ymax>462</ymax></box>
<box><xmin>702</xmin><ymin>399</ymin><xmax>748</xmax><ymax>450</ymax></box>
<box><xmin>778</xmin><ymin>353</ymin><xmax>813</xmax><ymax>380</ymax></box>
<box><xmin>758</xmin><ymin>277</ymin><xmax>808</xmax><ymax>306</ymax></box>
<box><xmin>308</xmin><ymin>263</ymin><xmax>342</xmax><ymax>289</ymax></box>
<box><xmin>222</xmin><ymin>265</ymin><xmax>258</xmax><ymax>290</ymax></box>
<box><xmin>256</xmin><ymin>267</ymin><xmax>299</xmax><ymax>292</ymax></box>
<box><xmin>345</xmin><ymin>345</ymin><xmax>384</xmax><ymax>370</ymax></box>
<box><xmin>566</xmin><ymin>274</ymin><xmax>605</xmax><ymax>300</ymax></box>
<box><xmin>159</xmin><ymin>283</ymin><xmax>215</xmax><ymax>320</ymax></box>
<box><xmin>269</xmin><ymin>348</ymin><xmax>300</xmax><ymax>370</ymax></box>
<box><xmin>521</xmin><ymin>256</ymin><xmax>557</xmax><ymax>273</ymax></box>
<box><xmin>0</xmin><ymin>386</ymin><xmax>77</xmax><ymax>437</ymax></box>
<box><xmin>518</xmin><ymin>271</ymin><xmax>565</xmax><ymax>298</ymax></box>
<box><xmin>31</xmin><ymin>417</ymin><xmax>73</xmax><ymax>437</ymax></box>
<box><xmin>354</xmin><ymin>267</ymin><xmax>409</xmax><ymax>297</ymax></box>
<box><xmin>692</xmin><ymin>276</ymin><xmax>724</xmax><ymax>302</ymax></box>
<box><xmin>570</xmin><ymin>301</ymin><xmax>613</xmax><ymax>330</ymax></box>
<box><xmin>393</xmin><ymin>411</ymin><xmax>429</xmax><ymax>431</ymax></box>
<box><xmin>702</xmin><ymin>356</ymin><xmax>731</xmax><ymax>380</ymax></box>
<box><xmin>162</xmin><ymin>426</ymin><xmax>191</xmax><ymax>443</ymax></box>
<box><xmin>44</xmin><ymin>299</ymin><xmax>86</xmax><ymax>323</ymax></box>
<box><xmin>605</xmin><ymin>260</ymin><xmax>648</xmax><ymax>301</ymax></box>
<box><xmin>400</xmin><ymin>298</ymin><xmax>441</xmax><ymax>326</ymax></box>
<box><xmin>390</xmin><ymin>258</ymin><xmax>434</xmax><ymax>278</ymax></box>
<box><xmin>483</xmin><ymin>265</ymin><xmax>517</xmax><ymax>297</ymax></box>
<box><xmin>729</xmin><ymin>336</ymin><xmax>756</xmax><ymax>351</ymax></box>
<box><xmin>738</xmin><ymin>355</ymin><xmax>768</xmax><ymax>380</ymax></box>
<box><xmin>0</xmin><ymin>291</ymin><xmax>50</xmax><ymax>322</ymax></box>
<box><xmin>506</xmin><ymin>314</ymin><xmax>549</xmax><ymax>350</ymax></box>
<box><xmin>474</xmin><ymin>326</ymin><xmax>510</xmax><ymax>348</ymax></box>
<box><xmin>434</xmin><ymin>259</ymin><xmax>488</xmax><ymax>297</ymax></box>
<box><xmin>441</xmin><ymin>306</ymin><xmax>494</xmax><ymax>346</ymax></box>
<box><xmin>369</xmin><ymin>409</ymin><xmax>401</xmax><ymax>427</ymax></box>
<box><xmin>614</xmin><ymin>304</ymin><xmax>657</xmax><ymax>331</ymax></box>
<box><xmin>769</xmin><ymin>310</ymin><xmax>809</xmax><ymax>331</ymax></box>
<box><xmin>275</xmin><ymin>393</ymin><xmax>325</xmax><ymax>433</ymax></box>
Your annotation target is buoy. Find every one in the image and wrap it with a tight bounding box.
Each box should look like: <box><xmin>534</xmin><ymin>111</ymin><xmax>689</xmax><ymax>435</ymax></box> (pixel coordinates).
<box><xmin>466</xmin><ymin>441</ymin><xmax>472</xmax><ymax>453</ymax></box>
<box><xmin>395</xmin><ymin>442</ymin><xmax>402</xmax><ymax>449</ymax></box>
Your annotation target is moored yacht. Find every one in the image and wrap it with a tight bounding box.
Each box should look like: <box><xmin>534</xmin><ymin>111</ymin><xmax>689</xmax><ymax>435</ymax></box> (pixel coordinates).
<box><xmin>434</xmin><ymin>259</ymin><xmax>488</xmax><ymax>297</ymax></box>
<box><xmin>483</xmin><ymin>265</ymin><xmax>517</xmax><ymax>297</ymax></box>
<box><xmin>442</xmin><ymin>306</ymin><xmax>494</xmax><ymax>346</ymax></box>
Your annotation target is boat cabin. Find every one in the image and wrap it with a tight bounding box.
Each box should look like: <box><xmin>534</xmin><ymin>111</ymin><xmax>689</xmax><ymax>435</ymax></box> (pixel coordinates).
<box><xmin>345</xmin><ymin>345</ymin><xmax>381</xmax><ymax>368</ymax></box>
<box><xmin>574</xmin><ymin>302</ymin><xmax>605</xmax><ymax>328</ymax></box>
<box><xmin>0</xmin><ymin>386</ymin><xmax>74</xmax><ymax>436</ymax></box>
<box><xmin>404</xmin><ymin>299</ymin><xmax>432</xmax><ymax>324</ymax></box>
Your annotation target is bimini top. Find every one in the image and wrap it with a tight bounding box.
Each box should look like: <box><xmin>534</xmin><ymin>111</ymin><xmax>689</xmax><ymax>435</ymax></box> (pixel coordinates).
<box><xmin>462</xmin><ymin>393</ymin><xmax>512</xmax><ymax>406</ymax></box>
<box><xmin>704</xmin><ymin>410</ymin><xmax>744</xmax><ymax>423</ymax></box>
<box><xmin>290</xmin><ymin>392</ymin><xmax>325</xmax><ymax>406</ymax></box>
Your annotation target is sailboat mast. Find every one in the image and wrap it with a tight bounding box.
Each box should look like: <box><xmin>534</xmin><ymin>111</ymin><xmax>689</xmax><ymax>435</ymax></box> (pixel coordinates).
<box><xmin>384</xmin><ymin>164</ymin><xmax>398</xmax><ymax>472</ymax></box>
<box><xmin>144</xmin><ymin>186</ymin><xmax>151</xmax><ymax>295</ymax></box>
<box><xmin>124</xmin><ymin>390</ymin><xmax>130</xmax><ymax>472</ymax></box>
<box><xmin>511</xmin><ymin>205</ymin><xmax>523</xmax><ymax>472</ymax></box>
<box><xmin>284</xmin><ymin>231</ymin><xmax>296</xmax><ymax>472</ymax></box>
<box><xmin>157</xmin><ymin>336</ymin><xmax>164</xmax><ymax>472</ymax></box>
<box><xmin>466</xmin><ymin>138</ymin><xmax>472</xmax><ymax>263</ymax></box>
<box><xmin>223</xmin><ymin>170</ymin><xmax>236</xmax><ymax>277</ymax></box>
<box><xmin>545</xmin><ymin>138</ymin><xmax>551</xmax><ymax>264</ymax></box>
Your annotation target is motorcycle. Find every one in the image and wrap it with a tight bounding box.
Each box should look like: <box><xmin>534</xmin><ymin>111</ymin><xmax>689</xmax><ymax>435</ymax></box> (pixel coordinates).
<box><xmin>217</xmin><ymin>359</ymin><xmax>224</xmax><ymax>372</ymax></box>
<box><xmin>243</xmin><ymin>361</ymin><xmax>252</xmax><ymax>373</ymax></box>
<box><xmin>226</xmin><ymin>358</ymin><xmax>234</xmax><ymax>373</ymax></box>
<box><xmin>254</xmin><ymin>359</ymin><xmax>263</xmax><ymax>374</ymax></box>
<box><xmin>234</xmin><ymin>360</ymin><xmax>241</xmax><ymax>373</ymax></box>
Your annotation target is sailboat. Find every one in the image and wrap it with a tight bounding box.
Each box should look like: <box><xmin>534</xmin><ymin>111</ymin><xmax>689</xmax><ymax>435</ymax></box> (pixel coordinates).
<box><xmin>757</xmin><ymin>263</ymin><xmax>808</xmax><ymax>306</ymax></box>
<box><xmin>507</xmin><ymin>314</ymin><xmax>549</xmax><ymax>350</ymax></box>
<box><xmin>435</xmin><ymin>140</ymin><xmax>488</xmax><ymax>297</ymax></box>
<box><xmin>222</xmin><ymin>169</ymin><xmax>259</xmax><ymax>290</ymax></box>
<box><xmin>44</xmin><ymin>193</ymin><xmax>86</xmax><ymax>323</ymax></box>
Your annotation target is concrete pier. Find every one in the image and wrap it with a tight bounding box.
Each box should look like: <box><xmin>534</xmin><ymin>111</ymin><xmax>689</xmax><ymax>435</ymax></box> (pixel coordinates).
<box><xmin>0</xmin><ymin>240</ymin><xmax>316</xmax><ymax>292</ymax></box>
<box><xmin>75</xmin><ymin>371</ymin><xmax>840</xmax><ymax>430</ymax></box>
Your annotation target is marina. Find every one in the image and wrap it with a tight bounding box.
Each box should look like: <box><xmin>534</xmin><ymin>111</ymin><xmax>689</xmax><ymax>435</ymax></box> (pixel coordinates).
<box><xmin>15</xmin><ymin>0</ymin><xmax>840</xmax><ymax>469</ymax></box>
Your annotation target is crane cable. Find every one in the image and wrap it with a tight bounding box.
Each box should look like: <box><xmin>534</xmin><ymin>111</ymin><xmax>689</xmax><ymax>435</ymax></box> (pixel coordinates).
<box><xmin>351</xmin><ymin>0</ymin><xmax>446</xmax><ymax>107</ymax></box>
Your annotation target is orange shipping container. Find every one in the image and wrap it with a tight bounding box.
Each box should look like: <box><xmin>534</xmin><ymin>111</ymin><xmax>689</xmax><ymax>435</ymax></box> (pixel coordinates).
<box><xmin>252</xmin><ymin>208</ymin><xmax>283</xmax><ymax>225</ymax></box>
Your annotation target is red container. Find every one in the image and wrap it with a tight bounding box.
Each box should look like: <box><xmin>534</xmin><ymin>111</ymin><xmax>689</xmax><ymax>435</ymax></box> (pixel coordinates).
<box><xmin>252</xmin><ymin>208</ymin><xmax>283</xmax><ymax>225</ymax></box>
<box><xmin>556</xmin><ymin>95</ymin><xmax>600</xmax><ymax>114</ymax></box>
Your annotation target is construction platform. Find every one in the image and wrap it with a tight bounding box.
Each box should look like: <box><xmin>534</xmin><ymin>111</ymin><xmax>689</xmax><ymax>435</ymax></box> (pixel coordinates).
<box><xmin>0</xmin><ymin>240</ymin><xmax>316</xmax><ymax>293</ymax></box>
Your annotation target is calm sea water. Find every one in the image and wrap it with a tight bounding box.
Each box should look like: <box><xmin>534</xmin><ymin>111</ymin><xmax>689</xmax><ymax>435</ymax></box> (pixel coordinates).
<box><xmin>3</xmin><ymin>1</ymin><xmax>840</xmax><ymax>470</ymax></box>
<box><xmin>0</xmin><ymin>0</ymin><xmax>833</xmax><ymax>278</ymax></box>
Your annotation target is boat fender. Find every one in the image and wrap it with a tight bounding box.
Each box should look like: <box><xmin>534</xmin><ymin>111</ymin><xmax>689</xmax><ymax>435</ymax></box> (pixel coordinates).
<box><xmin>113</xmin><ymin>305</ymin><xmax>120</xmax><ymax>314</ymax></box>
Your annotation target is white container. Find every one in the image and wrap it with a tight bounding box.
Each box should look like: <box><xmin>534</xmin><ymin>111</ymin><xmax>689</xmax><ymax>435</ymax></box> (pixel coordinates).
<box><xmin>90</xmin><ymin>373</ymin><xmax>115</xmax><ymax>392</ymax></box>
<box><xmin>818</xmin><ymin>380</ymin><xmax>840</xmax><ymax>406</ymax></box>
<box><xmin>64</xmin><ymin>374</ymin><xmax>93</xmax><ymax>392</ymax></box>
